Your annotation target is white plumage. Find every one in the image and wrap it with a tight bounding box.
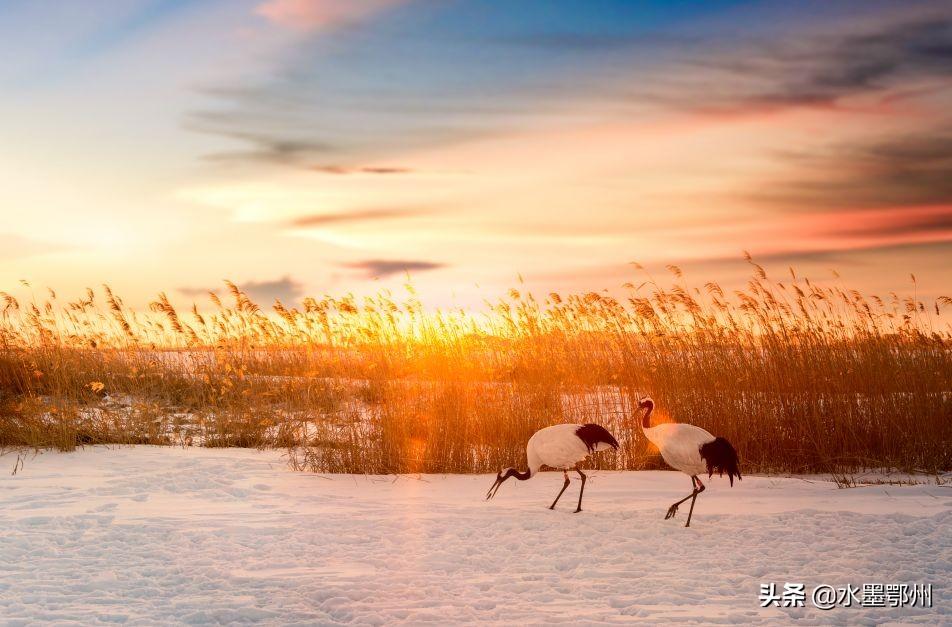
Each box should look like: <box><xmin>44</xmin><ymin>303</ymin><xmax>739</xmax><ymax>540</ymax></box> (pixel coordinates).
<box><xmin>642</xmin><ymin>422</ymin><xmax>715</xmax><ymax>477</ymax></box>
<box><xmin>486</xmin><ymin>422</ymin><xmax>619</xmax><ymax>512</ymax></box>
<box><xmin>638</xmin><ymin>397</ymin><xmax>741</xmax><ymax>527</ymax></box>
<box><xmin>526</xmin><ymin>424</ymin><xmax>617</xmax><ymax>475</ymax></box>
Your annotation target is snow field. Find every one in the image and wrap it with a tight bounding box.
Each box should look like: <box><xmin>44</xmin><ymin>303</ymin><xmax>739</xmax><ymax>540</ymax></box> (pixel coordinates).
<box><xmin>0</xmin><ymin>447</ymin><xmax>948</xmax><ymax>625</ymax></box>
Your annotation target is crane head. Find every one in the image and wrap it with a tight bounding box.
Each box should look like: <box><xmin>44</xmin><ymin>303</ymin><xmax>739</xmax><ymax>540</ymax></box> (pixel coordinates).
<box><xmin>638</xmin><ymin>397</ymin><xmax>654</xmax><ymax>411</ymax></box>
<box><xmin>485</xmin><ymin>467</ymin><xmax>514</xmax><ymax>500</ymax></box>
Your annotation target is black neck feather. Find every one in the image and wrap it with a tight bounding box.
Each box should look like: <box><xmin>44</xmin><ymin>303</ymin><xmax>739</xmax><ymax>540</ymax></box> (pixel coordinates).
<box><xmin>641</xmin><ymin>402</ymin><xmax>654</xmax><ymax>429</ymax></box>
<box><xmin>506</xmin><ymin>468</ymin><xmax>532</xmax><ymax>481</ymax></box>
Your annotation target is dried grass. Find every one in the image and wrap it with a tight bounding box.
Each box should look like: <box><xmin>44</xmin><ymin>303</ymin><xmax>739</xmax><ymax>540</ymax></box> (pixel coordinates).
<box><xmin>1</xmin><ymin>261</ymin><xmax>949</xmax><ymax>474</ymax></box>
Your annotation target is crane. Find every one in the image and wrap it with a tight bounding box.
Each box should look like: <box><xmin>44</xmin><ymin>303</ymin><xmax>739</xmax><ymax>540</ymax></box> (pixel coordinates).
<box><xmin>638</xmin><ymin>397</ymin><xmax>741</xmax><ymax>527</ymax></box>
<box><xmin>486</xmin><ymin>423</ymin><xmax>619</xmax><ymax>512</ymax></box>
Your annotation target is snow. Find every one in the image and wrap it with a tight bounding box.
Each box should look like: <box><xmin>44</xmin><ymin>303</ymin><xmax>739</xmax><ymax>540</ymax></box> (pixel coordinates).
<box><xmin>1</xmin><ymin>447</ymin><xmax>948</xmax><ymax>625</ymax></box>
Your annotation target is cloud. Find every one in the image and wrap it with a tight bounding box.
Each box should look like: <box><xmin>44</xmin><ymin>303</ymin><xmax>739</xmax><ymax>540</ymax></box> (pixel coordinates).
<box><xmin>188</xmin><ymin>4</ymin><xmax>615</xmax><ymax>167</ymax></box>
<box><xmin>683</xmin><ymin>15</ymin><xmax>952</xmax><ymax>112</ymax></box>
<box><xmin>289</xmin><ymin>208</ymin><xmax>424</xmax><ymax>227</ymax></box>
<box><xmin>701</xmin><ymin>14</ymin><xmax>952</xmax><ymax>213</ymax></box>
<box><xmin>725</xmin><ymin>240</ymin><xmax>952</xmax><ymax>267</ymax></box>
<box><xmin>310</xmin><ymin>165</ymin><xmax>412</xmax><ymax>175</ymax></box>
<box><xmin>238</xmin><ymin>276</ymin><xmax>306</xmax><ymax>303</ymax></box>
<box><xmin>195</xmin><ymin>6</ymin><xmax>952</xmax><ymax>171</ymax></box>
<box><xmin>179</xmin><ymin>276</ymin><xmax>305</xmax><ymax>304</ymax></box>
<box><xmin>190</xmin><ymin>125</ymin><xmax>338</xmax><ymax>165</ymax></box>
<box><xmin>727</xmin><ymin>205</ymin><xmax>952</xmax><ymax>262</ymax></box>
<box><xmin>255</xmin><ymin>0</ymin><xmax>406</xmax><ymax>32</ymax></box>
<box><xmin>751</xmin><ymin>131</ymin><xmax>952</xmax><ymax>210</ymax></box>
<box><xmin>492</xmin><ymin>32</ymin><xmax>678</xmax><ymax>52</ymax></box>
<box><xmin>342</xmin><ymin>259</ymin><xmax>445</xmax><ymax>278</ymax></box>
<box><xmin>824</xmin><ymin>206</ymin><xmax>952</xmax><ymax>239</ymax></box>
<box><xmin>186</xmin><ymin>86</ymin><xmax>513</xmax><ymax>167</ymax></box>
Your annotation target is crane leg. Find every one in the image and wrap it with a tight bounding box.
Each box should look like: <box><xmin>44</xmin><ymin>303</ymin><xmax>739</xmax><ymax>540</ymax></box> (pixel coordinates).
<box><xmin>574</xmin><ymin>467</ymin><xmax>587</xmax><ymax>513</ymax></box>
<box><xmin>665</xmin><ymin>476</ymin><xmax>701</xmax><ymax>520</ymax></box>
<box><xmin>549</xmin><ymin>471</ymin><xmax>571</xmax><ymax>509</ymax></box>
<box><xmin>684</xmin><ymin>476</ymin><xmax>705</xmax><ymax>527</ymax></box>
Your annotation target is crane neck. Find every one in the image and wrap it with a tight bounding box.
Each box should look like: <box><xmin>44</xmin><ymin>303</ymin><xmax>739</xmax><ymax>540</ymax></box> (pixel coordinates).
<box><xmin>505</xmin><ymin>468</ymin><xmax>532</xmax><ymax>481</ymax></box>
<box><xmin>641</xmin><ymin>402</ymin><xmax>654</xmax><ymax>431</ymax></box>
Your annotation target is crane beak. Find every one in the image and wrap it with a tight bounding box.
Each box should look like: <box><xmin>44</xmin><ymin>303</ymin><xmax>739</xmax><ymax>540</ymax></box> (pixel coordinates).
<box><xmin>486</xmin><ymin>472</ymin><xmax>504</xmax><ymax>500</ymax></box>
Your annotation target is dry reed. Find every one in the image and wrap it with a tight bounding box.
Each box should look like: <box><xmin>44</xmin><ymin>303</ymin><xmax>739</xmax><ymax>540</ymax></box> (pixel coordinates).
<box><xmin>0</xmin><ymin>260</ymin><xmax>949</xmax><ymax>475</ymax></box>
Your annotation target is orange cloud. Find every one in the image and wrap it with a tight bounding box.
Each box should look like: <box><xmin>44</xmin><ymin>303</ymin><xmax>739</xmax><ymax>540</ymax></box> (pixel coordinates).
<box><xmin>255</xmin><ymin>0</ymin><xmax>405</xmax><ymax>32</ymax></box>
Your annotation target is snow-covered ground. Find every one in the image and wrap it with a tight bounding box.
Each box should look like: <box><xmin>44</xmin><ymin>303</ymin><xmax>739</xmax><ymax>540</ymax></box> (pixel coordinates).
<box><xmin>0</xmin><ymin>447</ymin><xmax>948</xmax><ymax>625</ymax></box>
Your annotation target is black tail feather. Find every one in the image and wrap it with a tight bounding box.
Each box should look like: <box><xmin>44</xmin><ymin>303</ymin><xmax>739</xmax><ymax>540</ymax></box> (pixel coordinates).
<box><xmin>699</xmin><ymin>437</ymin><xmax>742</xmax><ymax>486</ymax></box>
<box><xmin>575</xmin><ymin>424</ymin><xmax>620</xmax><ymax>453</ymax></box>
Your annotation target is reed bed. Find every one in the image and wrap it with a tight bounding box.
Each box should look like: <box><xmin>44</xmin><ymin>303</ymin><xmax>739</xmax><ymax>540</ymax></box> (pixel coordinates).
<box><xmin>1</xmin><ymin>260</ymin><xmax>949</xmax><ymax>475</ymax></box>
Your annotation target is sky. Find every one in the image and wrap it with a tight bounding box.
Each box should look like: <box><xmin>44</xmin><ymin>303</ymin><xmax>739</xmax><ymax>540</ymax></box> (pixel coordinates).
<box><xmin>1</xmin><ymin>0</ymin><xmax>950</xmax><ymax>309</ymax></box>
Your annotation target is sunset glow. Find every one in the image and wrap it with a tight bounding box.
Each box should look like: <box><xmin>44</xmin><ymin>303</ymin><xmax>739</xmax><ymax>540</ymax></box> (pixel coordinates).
<box><xmin>2</xmin><ymin>1</ymin><xmax>949</xmax><ymax>307</ymax></box>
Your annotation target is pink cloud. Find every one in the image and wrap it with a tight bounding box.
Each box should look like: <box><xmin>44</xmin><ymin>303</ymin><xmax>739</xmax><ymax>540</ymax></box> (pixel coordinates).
<box><xmin>709</xmin><ymin>204</ymin><xmax>952</xmax><ymax>261</ymax></box>
<box><xmin>255</xmin><ymin>0</ymin><xmax>405</xmax><ymax>32</ymax></box>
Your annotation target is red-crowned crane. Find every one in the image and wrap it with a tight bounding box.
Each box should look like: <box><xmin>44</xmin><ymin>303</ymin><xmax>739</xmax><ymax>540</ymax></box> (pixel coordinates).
<box><xmin>638</xmin><ymin>397</ymin><xmax>741</xmax><ymax>527</ymax></box>
<box><xmin>486</xmin><ymin>423</ymin><xmax>619</xmax><ymax>512</ymax></box>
